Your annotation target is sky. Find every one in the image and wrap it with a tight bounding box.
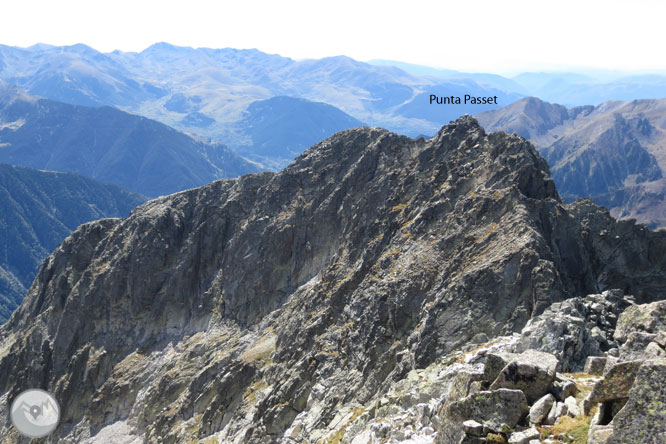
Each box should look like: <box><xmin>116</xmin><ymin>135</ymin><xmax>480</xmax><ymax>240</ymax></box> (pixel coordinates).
<box><xmin>1</xmin><ymin>0</ymin><xmax>665</xmax><ymax>74</ymax></box>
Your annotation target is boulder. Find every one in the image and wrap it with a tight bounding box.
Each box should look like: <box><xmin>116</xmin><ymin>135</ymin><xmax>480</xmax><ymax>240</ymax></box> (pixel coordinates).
<box><xmin>489</xmin><ymin>350</ymin><xmax>559</xmax><ymax>403</ymax></box>
<box><xmin>440</xmin><ymin>389</ymin><xmax>529</xmax><ymax>443</ymax></box>
<box><xmin>528</xmin><ymin>393</ymin><xmax>555</xmax><ymax>425</ymax></box>
<box><xmin>583</xmin><ymin>360</ymin><xmax>643</xmax><ymax>415</ymax></box>
<box><xmin>607</xmin><ymin>359</ymin><xmax>666</xmax><ymax>444</ymax></box>
<box><xmin>564</xmin><ymin>396</ymin><xmax>581</xmax><ymax>417</ymax></box>
<box><xmin>614</xmin><ymin>300</ymin><xmax>666</xmax><ymax>343</ymax></box>
<box><xmin>551</xmin><ymin>379</ymin><xmax>578</xmax><ymax>401</ymax></box>
<box><xmin>584</xmin><ymin>356</ymin><xmax>607</xmax><ymax>375</ymax></box>
<box><xmin>508</xmin><ymin>427</ymin><xmax>540</xmax><ymax>444</ymax></box>
<box><xmin>482</xmin><ymin>352</ymin><xmax>516</xmax><ymax>383</ymax></box>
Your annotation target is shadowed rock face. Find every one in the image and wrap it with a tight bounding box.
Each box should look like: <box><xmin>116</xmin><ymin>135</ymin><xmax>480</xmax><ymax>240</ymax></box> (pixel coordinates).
<box><xmin>1</xmin><ymin>117</ymin><xmax>666</xmax><ymax>443</ymax></box>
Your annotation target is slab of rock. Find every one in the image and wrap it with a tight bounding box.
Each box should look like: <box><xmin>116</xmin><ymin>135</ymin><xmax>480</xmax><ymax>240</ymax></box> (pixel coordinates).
<box><xmin>584</xmin><ymin>356</ymin><xmax>607</xmax><ymax>375</ymax></box>
<box><xmin>614</xmin><ymin>300</ymin><xmax>666</xmax><ymax>343</ymax></box>
<box><xmin>584</xmin><ymin>360</ymin><xmax>643</xmax><ymax>415</ymax></box>
<box><xmin>508</xmin><ymin>427</ymin><xmax>540</xmax><ymax>444</ymax></box>
<box><xmin>544</xmin><ymin>401</ymin><xmax>568</xmax><ymax>425</ymax></box>
<box><xmin>607</xmin><ymin>359</ymin><xmax>666</xmax><ymax>444</ymax></box>
<box><xmin>528</xmin><ymin>393</ymin><xmax>555</xmax><ymax>425</ymax></box>
<box><xmin>489</xmin><ymin>350</ymin><xmax>559</xmax><ymax>403</ymax></box>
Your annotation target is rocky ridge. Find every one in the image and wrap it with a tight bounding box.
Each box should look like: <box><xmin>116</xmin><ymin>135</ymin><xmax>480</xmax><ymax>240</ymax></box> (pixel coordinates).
<box><xmin>476</xmin><ymin>97</ymin><xmax>666</xmax><ymax>229</ymax></box>
<box><xmin>0</xmin><ymin>117</ymin><xmax>665</xmax><ymax>443</ymax></box>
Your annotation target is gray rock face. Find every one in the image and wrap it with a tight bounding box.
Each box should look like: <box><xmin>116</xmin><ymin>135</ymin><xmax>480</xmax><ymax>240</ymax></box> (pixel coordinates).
<box><xmin>614</xmin><ymin>300</ymin><xmax>666</xmax><ymax>342</ymax></box>
<box><xmin>607</xmin><ymin>358</ymin><xmax>666</xmax><ymax>444</ymax></box>
<box><xmin>1</xmin><ymin>117</ymin><xmax>666</xmax><ymax>443</ymax></box>
<box><xmin>489</xmin><ymin>350</ymin><xmax>559</xmax><ymax>403</ymax></box>
<box><xmin>440</xmin><ymin>389</ymin><xmax>529</xmax><ymax>443</ymax></box>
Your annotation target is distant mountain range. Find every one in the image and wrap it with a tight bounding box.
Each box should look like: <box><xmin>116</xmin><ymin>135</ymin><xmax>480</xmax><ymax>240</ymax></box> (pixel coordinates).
<box><xmin>4</xmin><ymin>44</ymin><xmax>666</xmax><ymax>168</ymax></box>
<box><xmin>0</xmin><ymin>163</ymin><xmax>146</xmax><ymax>323</ymax></box>
<box><xmin>370</xmin><ymin>59</ymin><xmax>666</xmax><ymax>108</ymax></box>
<box><xmin>477</xmin><ymin>97</ymin><xmax>666</xmax><ymax>229</ymax></box>
<box><xmin>0</xmin><ymin>43</ymin><xmax>520</xmax><ymax>148</ymax></box>
<box><xmin>0</xmin><ymin>83</ymin><xmax>260</xmax><ymax>196</ymax></box>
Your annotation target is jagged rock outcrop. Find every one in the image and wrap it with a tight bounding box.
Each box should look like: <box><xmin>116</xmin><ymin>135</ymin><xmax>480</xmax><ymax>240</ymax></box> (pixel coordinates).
<box><xmin>477</xmin><ymin>97</ymin><xmax>666</xmax><ymax>229</ymax></box>
<box><xmin>1</xmin><ymin>117</ymin><xmax>666</xmax><ymax>443</ymax></box>
<box><xmin>512</xmin><ymin>290</ymin><xmax>634</xmax><ymax>371</ymax></box>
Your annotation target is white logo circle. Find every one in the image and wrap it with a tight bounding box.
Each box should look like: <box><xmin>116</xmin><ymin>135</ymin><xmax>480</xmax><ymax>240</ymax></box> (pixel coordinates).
<box><xmin>10</xmin><ymin>389</ymin><xmax>60</xmax><ymax>438</ymax></box>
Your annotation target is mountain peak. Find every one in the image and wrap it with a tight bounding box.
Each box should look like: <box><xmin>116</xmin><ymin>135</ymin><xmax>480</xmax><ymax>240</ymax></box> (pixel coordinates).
<box><xmin>2</xmin><ymin>121</ymin><xmax>665</xmax><ymax>442</ymax></box>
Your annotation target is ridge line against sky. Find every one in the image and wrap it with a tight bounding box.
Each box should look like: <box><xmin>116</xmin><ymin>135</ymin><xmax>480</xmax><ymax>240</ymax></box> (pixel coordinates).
<box><xmin>1</xmin><ymin>0</ymin><xmax>665</xmax><ymax>74</ymax></box>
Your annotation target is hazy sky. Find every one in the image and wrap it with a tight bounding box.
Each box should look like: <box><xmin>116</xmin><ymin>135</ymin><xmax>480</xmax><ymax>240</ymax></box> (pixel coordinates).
<box><xmin>1</xmin><ymin>0</ymin><xmax>664</xmax><ymax>73</ymax></box>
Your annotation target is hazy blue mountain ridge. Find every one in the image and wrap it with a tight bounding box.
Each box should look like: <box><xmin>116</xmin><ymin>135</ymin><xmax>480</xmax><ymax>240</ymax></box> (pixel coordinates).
<box><xmin>0</xmin><ymin>85</ymin><xmax>260</xmax><ymax>196</ymax></box>
<box><xmin>235</xmin><ymin>96</ymin><xmax>364</xmax><ymax>168</ymax></box>
<box><xmin>0</xmin><ymin>163</ymin><xmax>146</xmax><ymax>323</ymax></box>
<box><xmin>0</xmin><ymin>43</ymin><xmax>521</xmax><ymax>151</ymax></box>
